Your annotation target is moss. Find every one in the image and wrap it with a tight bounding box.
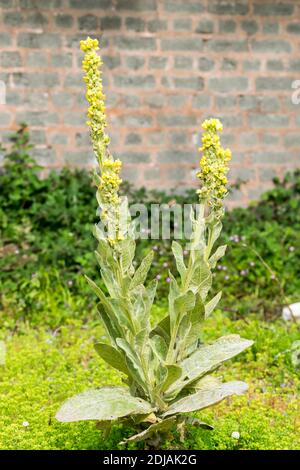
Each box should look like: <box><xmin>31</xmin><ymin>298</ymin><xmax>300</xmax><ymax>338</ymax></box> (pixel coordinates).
<box><xmin>0</xmin><ymin>315</ymin><xmax>299</xmax><ymax>450</ymax></box>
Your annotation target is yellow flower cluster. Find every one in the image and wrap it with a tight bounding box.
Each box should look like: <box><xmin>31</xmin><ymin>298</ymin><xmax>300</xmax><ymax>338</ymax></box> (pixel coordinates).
<box><xmin>80</xmin><ymin>37</ymin><xmax>123</xmax><ymax>241</ymax></box>
<box><xmin>80</xmin><ymin>37</ymin><xmax>110</xmax><ymax>162</ymax></box>
<box><xmin>197</xmin><ymin>118</ymin><xmax>231</xmax><ymax>208</ymax></box>
<box><xmin>99</xmin><ymin>159</ymin><xmax>122</xmax><ymax>206</ymax></box>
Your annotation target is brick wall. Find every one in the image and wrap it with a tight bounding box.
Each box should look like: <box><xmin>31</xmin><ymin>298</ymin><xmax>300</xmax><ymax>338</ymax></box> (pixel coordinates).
<box><xmin>0</xmin><ymin>0</ymin><xmax>300</xmax><ymax>204</ymax></box>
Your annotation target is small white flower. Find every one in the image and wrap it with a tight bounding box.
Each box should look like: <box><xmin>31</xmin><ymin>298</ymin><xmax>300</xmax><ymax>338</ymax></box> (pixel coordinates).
<box><xmin>231</xmin><ymin>431</ymin><xmax>240</xmax><ymax>440</ymax></box>
<box><xmin>22</xmin><ymin>421</ymin><xmax>29</xmax><ymax>427</ymax></box>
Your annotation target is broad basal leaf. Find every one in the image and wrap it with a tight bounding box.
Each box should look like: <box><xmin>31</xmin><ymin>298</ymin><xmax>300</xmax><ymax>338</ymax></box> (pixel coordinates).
<box><xmin>163</xmin><ymin>381</ymin><xmax>248</xmax><ymax>416</ymax></box>
<box><xmin>189</xmin><ymin>374</ymin><xmax>221</xmax><ymax>391</ymax></box>
<box><xmin>166</xmin><ymin>334</ymin><xmax>253</xmax><ymax>396</ymax></box>
<box><xmin>56</xmin><ymin>387</ymin><xmax>154</xmax><ymax>422</ymax></box>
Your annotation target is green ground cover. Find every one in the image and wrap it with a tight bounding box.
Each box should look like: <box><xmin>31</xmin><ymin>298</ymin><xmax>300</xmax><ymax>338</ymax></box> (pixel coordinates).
<box><xmin>0</xmin><ymin>312</ymin><xmax>299</xmax><ymax>450</ymax></box>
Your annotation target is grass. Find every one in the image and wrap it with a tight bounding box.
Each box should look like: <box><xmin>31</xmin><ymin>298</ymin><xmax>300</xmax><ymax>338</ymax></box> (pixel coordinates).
<box><xmin>0</xmin><ymin>311</ymin><xmax>299</xmax><ymax>450</ymax></box>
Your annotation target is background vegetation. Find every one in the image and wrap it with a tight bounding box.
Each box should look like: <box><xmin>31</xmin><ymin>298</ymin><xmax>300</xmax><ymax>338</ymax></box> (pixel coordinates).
<box><xmin>1</xmin><ymin>126</ymin><xmax>300</xmax><ymax>326</ymax></box>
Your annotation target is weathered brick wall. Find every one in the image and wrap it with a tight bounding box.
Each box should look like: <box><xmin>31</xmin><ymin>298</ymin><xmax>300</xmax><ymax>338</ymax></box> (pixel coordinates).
<box><xmin>0</xmin><ymin>0</ymin><xmax>300</xmax><ymax>204</ymax></box>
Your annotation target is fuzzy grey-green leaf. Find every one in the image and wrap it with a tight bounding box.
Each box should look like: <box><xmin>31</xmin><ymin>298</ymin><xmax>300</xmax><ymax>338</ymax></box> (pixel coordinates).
<box><xmin>116</xmin><ymin>338</ymin><xmax>148</xmax><ymax>392</ymax></box>
<box><xmin>56</xmin><ymin>387</ymin><xmax>154</xmax><ymax>422</ymax></box>
<box><xmin>205</xmin><ymin>291</ymin><xmax>222</xmax><ymax>318</ymax></box>
<box><xmin>120</xmin><ymin>239</ymin><xmax>135</xmax><ymax>274</ymax></box>
<box><xmin>161</xmin><ymin>365</ymin><xmax>182</xmax><ymax>392</ymax></box>
<box><xmin>130</xmin><ymin>250</ymin><xmax>154</xmax><ymax>290</ymax></box>
<box><xmin>163</xmin><ymin>381</ymin><xmax>248</xmax><ymax>416</ymax></box>
<box><xmin>172</xmin><ymin>241</ymin><xmax>186</xmax><ymax>279</ymax></box>
<box><xmin>94</xmin><ymin>342</ymin><xmax>129</xmax><ymax>375</ymax></box>
<box><xmin>151</xmin><ymin>316</ymin><xmax>170</xmax><ymax>344</ymax></box>
<box><xmin>208</xmin><ymin>245</ymin><xmax>227</xmax><ymax>269</ymax></box>
<box><xmin>166</xmin><ymin>335</ymin><xmax>253</xmax><ymax>395</ymax></box>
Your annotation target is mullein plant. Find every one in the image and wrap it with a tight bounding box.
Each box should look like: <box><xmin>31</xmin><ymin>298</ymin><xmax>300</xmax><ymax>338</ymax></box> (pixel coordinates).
<box><xmin>56</xmin><ymin>37</ymin><xmax>253</xmax><ymax>447</ymax></box>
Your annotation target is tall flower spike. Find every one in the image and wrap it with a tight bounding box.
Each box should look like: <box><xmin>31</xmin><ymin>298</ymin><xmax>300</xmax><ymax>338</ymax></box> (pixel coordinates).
<box><xmin>80</xmin><ymin>37</ymin><xmax>122</xmax><ymax>243</ymax></box>
<box><xmin>197</xmin><ymin>118</ymin><xmax>231</xmax><ymax>210</ymax></box>
<box><xmin>56</xmin><ymin>40</ymin><xmax>253</xmax><ymax>438</ymax></box>
<box><xmin>80</xmin><ymin>37</ymin><xmax>109</xmax><ymax>162</ymax></box>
